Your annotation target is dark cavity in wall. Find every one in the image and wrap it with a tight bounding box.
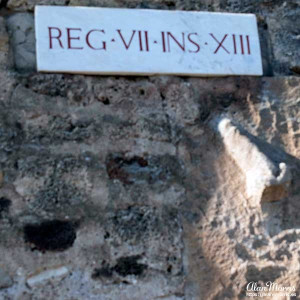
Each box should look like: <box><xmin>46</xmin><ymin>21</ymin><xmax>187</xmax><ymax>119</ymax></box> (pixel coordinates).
<box><xmin>106</xmin><ymin>155</ymin><xmax>148</xmax><ymax>185</ymax></box>
<box><xmin>0</xmin><ymin>0</ymin><xmax>8</xmax><ymax>8</ymax></box>
<box><xmin>290</xmin><ymin>66</ymin><xmax>300</xmax><ymax>75</ymax></box>
<box><xmin>114</xmin><ymin>255</ymin><xmax>147</xmax><ymax>276</ymax></box>
<box><xmin>92</xmin><ymin>255</ymin><xmax>147</xmax><ymax>280</ymax></box>
<box><xmin>0</xmin><ymin>197</ymin><xmax>11</xmax><ymax>215</ymax></box>
<box><xmin>106</xmin><ymin>154</ymin><xmax>183</xmax><ymax>186</ymax></box>
<box><xmin>92</xmin><ymin>265</ymin><xmax>113</xmax><ymax>279</ymax></box>
<box><xmin>23</xmin><ymin>220</ymin><xmax>77</xmax><ymax>251</ymax></box>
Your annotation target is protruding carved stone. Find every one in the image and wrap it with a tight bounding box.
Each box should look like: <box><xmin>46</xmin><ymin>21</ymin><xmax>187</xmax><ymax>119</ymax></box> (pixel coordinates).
<box><xmin>217</xmin><ymin>117</ymin><xmax>291</xmax><ymax>205</ymax></box>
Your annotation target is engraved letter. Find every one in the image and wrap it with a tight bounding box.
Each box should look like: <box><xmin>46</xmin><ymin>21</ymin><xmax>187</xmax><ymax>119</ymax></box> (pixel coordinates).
<box><xmin>48</xmin><ymin>27</ymin><xmax>63</xmax><ymax>49</ymax></box>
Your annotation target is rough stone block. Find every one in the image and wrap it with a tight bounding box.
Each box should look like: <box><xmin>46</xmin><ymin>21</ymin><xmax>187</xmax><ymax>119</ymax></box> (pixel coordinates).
<box><xmin>266</xmin><ymin>1</ymin><xmax>300</xmax><ymax>75</ymax></box>
<box><xmin>0</xmin><ymin>268</ymin><xmax>13</xmax><ymax>289</ymax></box>
<box><xmin>0</xmin><ymin>17</ymin><xmax>10</xmax><ymax>69</ymax></box>
<box><xmin>6</xmin><ymin>13</ymin><xmax>36</xmax><ymax>72</ymax></box>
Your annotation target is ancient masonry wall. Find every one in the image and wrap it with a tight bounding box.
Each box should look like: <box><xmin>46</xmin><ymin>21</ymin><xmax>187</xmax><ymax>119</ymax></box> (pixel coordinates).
<box><xmin>0</xmin><ymin>1</ymin><xmax>299</xmax><ymax>299</ymax></box>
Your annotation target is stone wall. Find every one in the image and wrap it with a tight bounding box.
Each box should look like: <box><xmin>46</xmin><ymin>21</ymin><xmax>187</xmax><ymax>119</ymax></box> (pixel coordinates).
<box><xmin>0</xmin><ymin>1</ymin><xmax>299</xmax><ymax>299</ymax></box>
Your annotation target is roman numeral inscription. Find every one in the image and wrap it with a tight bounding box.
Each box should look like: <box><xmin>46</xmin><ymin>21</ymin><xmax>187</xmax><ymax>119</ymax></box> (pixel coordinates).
<box><xmin>47</xmin><ymin>29</ymin><xmax>252</xmax><ymax>55</ymax></box>
<box><xmin>35</xmin><ymin>6</ymin><xmax>263</xmax><ymax>76</ymax></box>
<box><xmin>210</xmin><ymin>34</ymin><xmax>251</xmax><ymax>54</ymax></box>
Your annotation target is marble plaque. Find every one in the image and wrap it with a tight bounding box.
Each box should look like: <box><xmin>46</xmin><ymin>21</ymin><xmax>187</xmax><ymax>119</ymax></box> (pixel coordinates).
<box><xmin>35</xmin><ymin>6</ymin><xmax>263</xmax><ymax>76</ymax></box>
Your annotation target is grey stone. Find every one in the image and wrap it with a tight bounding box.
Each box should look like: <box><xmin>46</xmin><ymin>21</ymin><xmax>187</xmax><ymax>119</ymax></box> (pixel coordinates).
<box><xmin>6</xmin><ymin>13</ymin><xmax>36</xmax><ymax>72</ymax></box>
<box><xmin>266</xmin><ymin>1</ymin><xmax>300</xmax><ymax>75</ymax></box>
<box><xmin>0</xmin><ymin>268</ymin><xmax>13</xmax><ymax>289</ymax></box>
<box><xmin>0</xmin><ymin>17</ymin><xmax>11</xmax><ymax>69</ymax></box>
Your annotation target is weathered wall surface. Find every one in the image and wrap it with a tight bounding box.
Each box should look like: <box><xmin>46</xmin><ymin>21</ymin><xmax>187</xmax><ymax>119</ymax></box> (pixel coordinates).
<box><xmin>0</xmin><ymin>1</ymin><xmax>299</xmax><ymax>299</ymax></box>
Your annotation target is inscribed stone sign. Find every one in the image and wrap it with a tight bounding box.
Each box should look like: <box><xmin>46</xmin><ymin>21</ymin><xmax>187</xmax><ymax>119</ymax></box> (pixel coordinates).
<box><xmin>35</xmin><ymin>6</ymin><xmax>263</xmax><ymax>76</ymax></box>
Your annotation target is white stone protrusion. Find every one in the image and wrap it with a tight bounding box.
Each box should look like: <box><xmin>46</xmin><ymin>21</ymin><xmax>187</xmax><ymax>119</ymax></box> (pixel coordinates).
<box><xmin>217</xmin><ymin>117</ymin><xmax>291</xmax><ymax>205</ymax></box>
<box><xmin>26</xmin><ymin>266</ymin><xmax>69</xmax><ymax>288</ymax></box>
